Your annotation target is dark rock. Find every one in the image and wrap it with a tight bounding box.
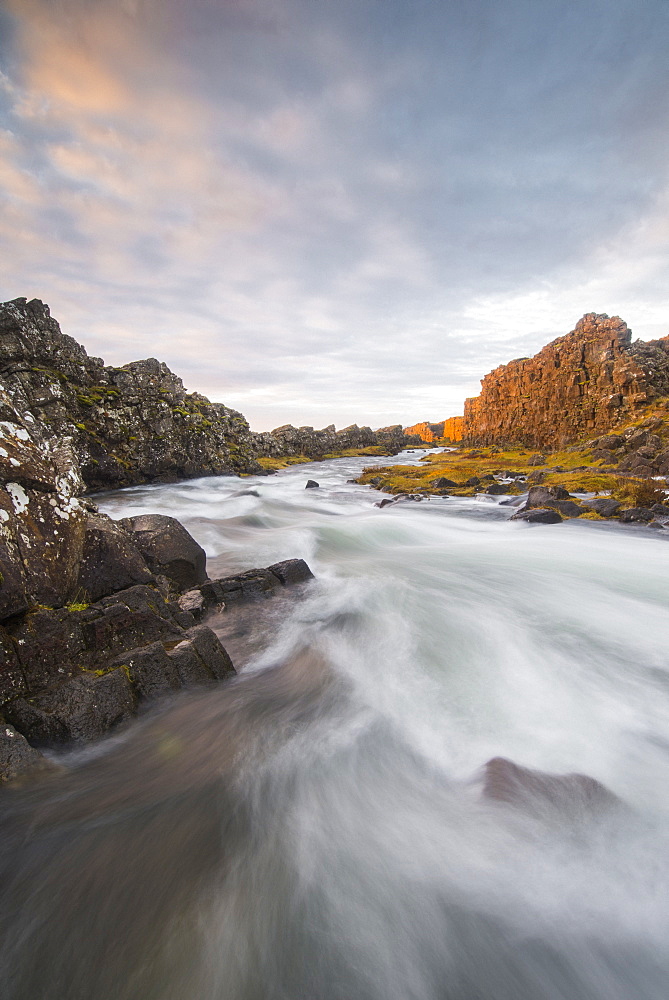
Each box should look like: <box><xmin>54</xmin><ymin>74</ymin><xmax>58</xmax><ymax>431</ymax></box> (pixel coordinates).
<box><xmin>619</xmin><ymin>507</ymin><xmax>655</xmax><ymax>523</ymax></box>
<box><xmin>119</xmin><ymin>514</ymin><xmax>206</xmax><ymax>591</ymax></box>
<box><xmin>463</xmin><ymin>476</ymin><xmax>481</xmax><ymax>487</ymax></box>
<box><xmin>182</xmin><ymin>625</ymin><xmax>235</xmax><ymax>680</ymax></box>
<box><xmin>617</xmin><ymin>453</ymin><xmax>657</xmax><ymax>477</ymax></box>
<box><xmin>375</xmin><ymin>498</ymin><xmax>395</xmax><ymax>508</ymax></box>
<box><xmin>305</xmin><ymin>480</ymin><xmax>319</xmax><ymax>489</ymax></box>
<box><xmin>431</xmin><ymin>477</ymin><xmax>458</xmax><ymax>488</ymax></box>
<box><xmin>112</xmin><ymin>643</ymin><xmax>181</xmax><ymax>700</ymax></box>
<box><xmin>510</xmin><ymin>508</ymin><xmax>563</xmax><ymax>524</ymax></box>
<box><xmin>527</xmin><ymin>485</ymin><xmax>571</xmax><ymax>506</ymax></box>
<box><xmin>268</xmin><ymin>559</ymin><xmax>314</xmax><ymax>586</ymax></box>
<box><xmin>483</xmin><ymin>756</ymin><xmax>620</xmax><ymax>820</ymax></box>
<box><xmin>213</xmin><ymin>569</ymin><xmax>280</xmax><ymax>602</ymax></box>
<box><xmin>552</xmin><ymin>500</ymin><xmax>586</xmax><ymax>517</ymax></box>
<box><xmin>6</xmin><ymin>669</ymin><xmax>136</xmax><ymax>746</ymax></box>
<box><xmin>486</xmin><ymin>483</ymin><xmax>509</xmax><ymax>495</ymax></box>
<box><xmin>7</xmin><ymin>608</ymin><xmax>87</xmax><ymax>692</ymax></box>
<box><xmin>0</xmin><ymin>723</ymin><xmax>52</xmax><ymax>784</ymax></box>
<box><xmin>584</xmin><ymin>497</ymin><xmax>622</xmax><ymax>517</ymax></box>
<box><xmin>526</xmin><ymin>470</ymin><xmax>545</xmax><ymax>484</ymax></box>
<box><xmin>79</xmin><ymin>590</ymin><xmax>183</xmax><ymax>659</ymax></box>
<box><xmin>651</xmin><ymin>503</ymin><xmax>669</xmax><ymax>517</ymax></box>
<box><xmin>77</xmin><ymin>513</ymin><xmax>154</xmax><ymax>602</ymax></box>
<box><xmin>164</xmin><ymin>638</ymin><xmax>216</xmax><ymax>686</ymax></box>
<box><xmin>596</xmin><ymin>434</ymin><xmax>624</xmax><ymax>450</ymax></box>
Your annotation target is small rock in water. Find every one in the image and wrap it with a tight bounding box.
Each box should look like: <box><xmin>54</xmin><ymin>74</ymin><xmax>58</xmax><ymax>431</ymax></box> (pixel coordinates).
<box><xmin>305</xmin><ymin>480</ymin><xmax>319</xmax><ymax>489</ymax></box>
<box><xmin>584</xmin><ymin>497</ymin><xmax>621</xmax><ymax>517</ymax></box>
<box><xmin>619</xmin><ymin>506</ymin><xmax>655</xmax><ymax>523</ymax></box>
<box><xmin>510</xmin><ymin>507</ymin><xmax>562</xmax><ymax>524</ymax></box>
<box><xmin>482</xmin><ymin>756</ymin><xmax>620</xmax><ymax>822</ymax></box>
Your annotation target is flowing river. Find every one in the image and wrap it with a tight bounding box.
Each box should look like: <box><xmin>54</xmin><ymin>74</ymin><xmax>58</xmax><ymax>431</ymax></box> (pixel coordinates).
<box><xmin>2</xmin><ymin>450</ymin><xmax>669</xmax><ymax>1000</ymax></box>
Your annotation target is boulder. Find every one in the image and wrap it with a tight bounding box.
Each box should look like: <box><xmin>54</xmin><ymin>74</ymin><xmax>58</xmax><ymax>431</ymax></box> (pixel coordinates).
<box><xmin>6</xmin><ymin>669</ymin><xmax>136</xmax><ymax>746</ymax></box>
<box><xmin>305</xmin><ymin>480</ymin><xmax>319</xmax><ymax>489</ymax></box>
<box><xmin>528</xmin><ymin>454</ymin><xmax>547</xmax><ymax>466</ymax></box>
<box><xmin>486</xmin><ymin>483</ymin><xmax>509</xmax><ymax>495</ymax></box>
<box><xmin>584</xmin><ymin>497</ymin><xmax>621</xmax><ymax>517</ymax></box>
<box><xmin>527</xmin><ymin>485</ymin><xmax>571</xmax><ymax>506</ymax></box>
<box><xmin>268</xmin><ymin>559</ymin><xmax>314</xmax><ymax>586</ymax></box>
<box><xmin>510</xmin><ymin>508</ymin><xmax>562</xmax><ymax>524</ymax></box>
<box><xmin>619</xmin><ymin>507</ymin><xmax>655</xmax><ymax>523</ymax></box>
<box><xmin>77</xmin><ymin>513</ymin><xmax>154</xmax><ymax>602</ymax></box>
<box><xmin>551</xmin><ymin>500</ymin><xmax>586</xmax><ymax>517</ymax></box>
<box><xmin>431</xmin><ymin>477</ymin><xmax>458</xmax><ymax>488</ymax></box>
<box><xmin>119</xmin><ymin>514</ymin><xmax>206</xmax><ymax>591</ymax></box>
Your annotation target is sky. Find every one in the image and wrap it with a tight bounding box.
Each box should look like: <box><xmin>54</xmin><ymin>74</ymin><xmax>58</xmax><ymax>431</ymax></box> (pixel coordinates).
<box><xmin>1</xmin><ymin>0</ymin><xmax>669</xmax><ymax>431</ymax></box>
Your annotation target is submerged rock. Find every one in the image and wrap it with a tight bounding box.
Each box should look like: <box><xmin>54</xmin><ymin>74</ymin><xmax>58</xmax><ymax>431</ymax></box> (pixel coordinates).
<box><xmin>483</xmin><ymin>756</ymin><xmax>620</xmax><ymax>821</ymax></box>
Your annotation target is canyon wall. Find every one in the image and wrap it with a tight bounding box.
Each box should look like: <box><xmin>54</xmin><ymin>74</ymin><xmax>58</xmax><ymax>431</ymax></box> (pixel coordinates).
<box><xmin>463</xmin><ymin>313</ymin><xmax>669</xmax><ymax>448</ymax></box>
<box><xmin>403</xmin><ymin>418</ymin><xmax>463</xmax><ymax>443</ymax></box>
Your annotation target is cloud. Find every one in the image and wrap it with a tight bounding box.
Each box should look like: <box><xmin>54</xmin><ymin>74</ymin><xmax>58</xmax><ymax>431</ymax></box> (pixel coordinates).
<box><xmin>1</xmin><ymin>0</ymin><xmax>669</xmax><ymax>430</ymax></box>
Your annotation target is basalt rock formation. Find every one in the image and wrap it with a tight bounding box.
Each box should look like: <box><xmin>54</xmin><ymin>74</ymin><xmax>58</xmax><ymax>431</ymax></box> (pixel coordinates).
<box><xmin>463</xmin><ymin>313</ymin><xmax>669</xmax><ymax>448</ymax></box>
<box><xmin>0</xmin><ymin>297</ymin><xmax>322</xmax><ymax>780</ymax></box>
<box><xmin>253</xmin><ymin>422</ymin><xmax>418</xmax><ymax>459</ymax></box>
<box><xmin>403</xmin><ymin>418</ymin><xmax>464</xmax><ymax>443</ymax></box>
<box><xmin>0</xmin><ymin>297</ymin><xmax>262</xmax><ymax>492</ymax></box>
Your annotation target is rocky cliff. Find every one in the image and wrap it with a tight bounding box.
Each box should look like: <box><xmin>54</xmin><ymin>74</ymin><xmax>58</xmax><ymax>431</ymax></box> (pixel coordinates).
<box><xmin>403</xmin><ymin>418</ymin><xmax>464</xmax><ymax>443</ymax></box>
<box><xmin>0</xmin><ymin>297</ymin><xmax>262</xmax><ymax>493</ymax></box>
<box><xmin>463</xmin><ymin>313</ymin><xmax>669</xmax><ymax>448</ymax></box>
<box><xmin>253</xmin><ymin>422</ymin><xmax>418</xmax><ymax>459</ymax></box>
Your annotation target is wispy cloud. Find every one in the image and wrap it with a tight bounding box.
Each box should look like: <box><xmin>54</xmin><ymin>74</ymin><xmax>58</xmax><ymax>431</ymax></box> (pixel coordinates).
<box><xmin>1</xmin><ymin>0</ymin><xmax>669</xmax><ymax>429</ymax></box>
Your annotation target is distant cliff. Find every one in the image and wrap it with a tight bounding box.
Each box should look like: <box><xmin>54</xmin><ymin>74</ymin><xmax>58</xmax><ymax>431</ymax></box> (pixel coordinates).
<box><xmin>253</xmin><ymin>422</ymin><xmax>419</xmax><ymax>459</ymax></box>
<box><xmin>403</xmin><ymin>419</ymin><xmax>463</xmax><ymax>443</ymax></box>
<box><xmin>463</xmin><ymin>313</ymin><xmax>669</xmax><ymax>448</ymax></box>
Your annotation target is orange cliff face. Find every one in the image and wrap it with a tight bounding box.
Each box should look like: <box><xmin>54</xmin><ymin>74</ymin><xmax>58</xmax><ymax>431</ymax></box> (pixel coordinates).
<box><xmin>463</xmin><ymin>313</ymin><xmax>669</xmax><ymax>449</ymax></box>
<box><xmin>404</xmin><ymin>418</ymin><xmax>463</xmax><ymax>443</ymax></box>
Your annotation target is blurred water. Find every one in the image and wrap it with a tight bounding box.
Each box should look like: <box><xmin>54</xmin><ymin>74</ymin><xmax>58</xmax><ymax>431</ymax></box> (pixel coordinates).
<box><xmin>1</xmin><ymin>451</ymin><xmax>668</xmax><ymax>999</ymax></box>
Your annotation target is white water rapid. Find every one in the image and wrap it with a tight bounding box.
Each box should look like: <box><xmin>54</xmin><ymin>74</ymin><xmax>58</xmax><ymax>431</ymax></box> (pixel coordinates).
<box><xmin>1</xmin><ymin>450</ymin><xmax>669</xmax><ymax>1000</ymax></box>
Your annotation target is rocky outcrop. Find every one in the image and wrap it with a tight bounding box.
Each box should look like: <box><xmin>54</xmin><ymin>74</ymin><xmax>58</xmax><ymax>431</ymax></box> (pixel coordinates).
<box><xmin>403</xmin><ymin>417</ymin><xmax>463</xmax><ymax>443</ymax></box>
<box><xmin>463</xmin><ymin>313</ymin><xmax>669</xmax><ymax>448</ymax></box>
<box><xmin>253</xmin><ymin>422</ymin><xmax>419</xmax><ymax>459</ymax></box>
<box><xmin>0</xmin><ymin>297</ymin><xmax>262</xmax><ymax>492</ymax></box>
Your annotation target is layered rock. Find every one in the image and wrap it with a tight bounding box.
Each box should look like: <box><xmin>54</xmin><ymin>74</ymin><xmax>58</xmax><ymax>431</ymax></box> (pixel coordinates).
<box><xmin>253</xmin><ymin>422</ymin><xmax>418</xmax><ymax>459</ymax></box>
<box><xmin>403</xmin><ymin>418</ymin><xmax>464</xmax><ymax>443</ymax></box>
<box><xmin>0</xmin><ymin>297</ymin><xmax>262</xmax><ymax>492</ymax></box>
<box><xmin>463</xmin><ymin>313</ymin><xmax>669</xmax><ymax>448</ymax></box>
